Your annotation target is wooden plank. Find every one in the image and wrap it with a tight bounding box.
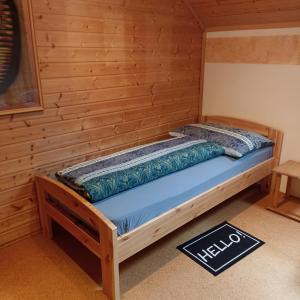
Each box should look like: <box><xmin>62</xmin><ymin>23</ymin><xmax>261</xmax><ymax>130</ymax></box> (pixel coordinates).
<box><xmin>39</xmin><ymin>61</ymin><xmax>196</xmax><ymax>79</ymax></box>
<box><xmin>37</xmin><ymin>47</ymin><xmax>201</xmax><ymax>63</ymax></box>
<box><xmin>124</xmin><ymin>97</ymin><xmax>197</xmax><ymax>122</ymax></box>
<box><xmin>192</xmin><ymin>0</ymin><xmax>300</xmax><ymax>17</ymax></box>
<box><xmin>137</xmin><ymin>117</ymin><xmax>196</xmax><ymax>140</ymax></box>
<box><xmin>42</xmin><ymin>82</ymin><xmax>199</xmax><ymax>109</ymax></box>
<box><xmin>268</xmin><ymin>197</ymin><xmax>300</xmax><ymax>222</ymax></box>
<box><xmin>46</xmin><ymin>203</ymin><xmax>103</xmax><ymax>257</ymax></box>
<box><xmin>206</xmin><ymin>21</ymin><xmax>300</xmax><ymax>32</ymax></box>
<box><xmin>31</xmin><ymin>0</ymin><xmax>193</xmax><ymax>23</ymax></box>
<box><xmin>42</xmin><ymin>87</ymin><xmax>151</xmax><ymax>108</ymax></box>
<box><xmin>0</xmin><ymin>125</ymin><xmax>117</xmax><ymax>162</ymax></box>
<box><xmin>198</xmin><ymin>31</ymin><xmax>206</xmax><ymax>120</ymax></box>
<box><xmin>0</xmin><ymin>221</ymin><xmax>41</xmax><ymax>248</ymax></box>
<box><xmin>35</xmin><ymin>30</ymin><xmax>200</xmax><ymax>49</ymax></box>
<box><xmin>189</xmin><ymin>0</ymin><xmax>300</xmax><ymax>29</ymax></box>
<box><xmin>0</xmin><ymin>184</ymin><xmax>34</xmax><ymax>206</ymax></box>
<box><xmin>273</xmin><ymin>160</ymin><xmax>300</xmax><ymax>179</ymax></box>
<box><xmin>41</xmin><ymin>71</ymin><xmax>198</xmax><ymax>94</ymax></box>
<box><xmin>201</xmin><ymin>115</ymin><xmax>271</xmax><ymax>137</ymax></box>
<box><xmin>0</xmin><ymin>172</ymin><xmax>35</xmax><ymax>193</ymax></box>
<box><xmin>203</xmin><ymin>9</ymin><xmax>300</xmax><ymax>28</ymax></box>
<box><xmin>0</xmin><ymin>119</ymin><xmax>83</xmax><ymax>147</ymax></box>
<box><xmin>33</xmin><ymin>13</ymin><xmax>199</xmax><ymax>35</ymax></box>
<box><xmin>0</xmin><ymin>198</ymin><xmax>36</xmax><ymax>220</ymax></box>
<box><xmin>100</xmin><ymin>226</ymin><xmax>120</xmax><ymax>300</ymax></box>
<box><xmin>206</xmin><ymin>35</ymin><xmax>300</xmax><ymax>65</ymax></box>
<box><xmin>0</xmin><ymin>209</ymin><xmax>39</xmax><ymax>234</ymax></box>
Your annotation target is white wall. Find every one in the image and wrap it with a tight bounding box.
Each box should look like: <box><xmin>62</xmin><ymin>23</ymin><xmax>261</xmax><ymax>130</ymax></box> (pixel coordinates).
<box><xmin>203</xmin><ymin>28</ymin><xmax>300</xmax><ymax>194</ymax></box>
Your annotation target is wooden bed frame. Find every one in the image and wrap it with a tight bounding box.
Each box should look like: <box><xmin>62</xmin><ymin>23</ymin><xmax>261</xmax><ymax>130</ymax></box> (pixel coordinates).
<box><xmin>35</xmin><ymin>116</ymin><xmax>283</xmax><ymax>300</ymax></box>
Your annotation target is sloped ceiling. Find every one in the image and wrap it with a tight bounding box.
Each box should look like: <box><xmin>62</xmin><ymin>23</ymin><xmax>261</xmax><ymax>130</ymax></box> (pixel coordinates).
<box><xmin>185</xmin><ymin>0</ymin><xmax>300</xmax><ymax>30</ymax></box>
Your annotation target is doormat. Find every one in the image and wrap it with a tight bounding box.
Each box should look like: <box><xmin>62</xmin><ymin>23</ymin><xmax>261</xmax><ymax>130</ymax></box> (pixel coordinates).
<box><xmin>177</xmin><ymin>222</ymin><xmax>264</xmax><ymax>276</ymax></box>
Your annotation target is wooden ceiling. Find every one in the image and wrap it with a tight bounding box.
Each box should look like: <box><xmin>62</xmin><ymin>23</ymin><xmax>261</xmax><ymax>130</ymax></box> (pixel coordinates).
<box><xmin>186</xmin><ymin>0</ymin><xmax>300</xmax><ymax>30</ymax></box>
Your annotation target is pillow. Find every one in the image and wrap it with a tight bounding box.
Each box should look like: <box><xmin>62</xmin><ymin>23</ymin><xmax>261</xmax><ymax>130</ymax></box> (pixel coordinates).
<box><xmin>170</xmin><ymin>123</ymin><xmax>273</xmax><ymax>158</ymax></box>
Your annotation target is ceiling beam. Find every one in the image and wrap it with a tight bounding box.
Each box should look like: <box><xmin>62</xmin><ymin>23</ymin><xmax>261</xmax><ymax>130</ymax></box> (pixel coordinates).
<box><xmin>182</xmin><ymin>0</ymin><xmax>205</xmax><ymax>31</ymax></box>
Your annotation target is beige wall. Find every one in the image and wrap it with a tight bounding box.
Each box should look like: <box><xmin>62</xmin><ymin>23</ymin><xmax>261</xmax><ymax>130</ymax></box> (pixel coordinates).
<box><xmin>203</xmin><ymin>28</ymin><xmax>300</xmax><ymax>194</ymax></box>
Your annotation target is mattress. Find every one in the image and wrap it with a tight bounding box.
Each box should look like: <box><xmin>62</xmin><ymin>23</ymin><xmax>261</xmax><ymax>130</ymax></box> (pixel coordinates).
<box><xmin>94</xmin><ymin>147</ymin><xmax>273</xmax><ymax>235</ymax></box>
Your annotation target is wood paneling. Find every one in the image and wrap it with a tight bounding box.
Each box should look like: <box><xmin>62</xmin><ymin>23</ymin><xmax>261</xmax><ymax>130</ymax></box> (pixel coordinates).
<box><xmin>0</xmin><ymin>0</ymin><xmax>202</xmax><ymax>247</ymax></box>
<box><xmin>206</xmin><ymin>35</ymin><xmax>300</xmax><ymax>65</ymax></box>
<box><xmin>189</xmin><ymin>0</ymin><xmax>300</xmax><ymax>30</ymax></box>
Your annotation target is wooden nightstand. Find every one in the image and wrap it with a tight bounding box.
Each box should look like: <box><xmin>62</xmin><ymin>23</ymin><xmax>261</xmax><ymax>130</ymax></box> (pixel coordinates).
<box><xmin>269</xmin><ymin>160</ymin><xmax>300</xmax><ymax>222</ymax></box>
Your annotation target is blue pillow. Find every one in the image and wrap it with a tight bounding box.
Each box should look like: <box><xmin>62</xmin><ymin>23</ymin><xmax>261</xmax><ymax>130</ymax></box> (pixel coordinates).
<box><xmin>170</xmin><ymin>123</ymin><xmax>273</xmax><ymax>158</ymax></box>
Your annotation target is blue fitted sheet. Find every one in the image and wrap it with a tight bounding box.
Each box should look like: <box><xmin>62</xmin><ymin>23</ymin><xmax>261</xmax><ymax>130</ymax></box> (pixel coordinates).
<box><xmin>94</xmin><ymin>147</ymin><xmax>273</xmax><ymax>235</ymax></box>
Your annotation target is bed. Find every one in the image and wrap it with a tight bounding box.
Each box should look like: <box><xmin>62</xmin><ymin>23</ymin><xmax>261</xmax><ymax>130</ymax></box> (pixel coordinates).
<box><xmin>36</xmin><ymin>116</ymin><xmax>283</xmax><ymax>300</ymax></box>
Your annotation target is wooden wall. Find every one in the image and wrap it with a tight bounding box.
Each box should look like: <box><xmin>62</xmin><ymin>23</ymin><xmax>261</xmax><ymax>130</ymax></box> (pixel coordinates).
<box><xmin>189</xmin><ymin>0</ymin><xmax>300</xmax><ymax>30</ymax></box>
<box><xmin>206</xmin><ymin>34</ymin><xmax>300</xmax><ymax>65</ymax></box>
<box><xmin>0</xmin><ymin>0</ymin><xmax>203</xmax><ymax>247</ymax></box>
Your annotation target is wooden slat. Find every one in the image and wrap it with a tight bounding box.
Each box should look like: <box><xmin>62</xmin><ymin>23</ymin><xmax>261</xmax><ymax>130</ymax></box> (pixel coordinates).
<box><xmin>33</xmin><ymin>13</ymin><xmax>199</xmax><ymax>35</ymax></box>
<box><xmin>32</xmin><ymin>0</ymin><xmax>193</xmax><ymax>23</ymax></box>
<box><xmin>189</xmin><ymin>0</ymin><xmax>300</xmax><ymax>29</ymax></box>
<box><xmin>202</xmin><ymin>115</ymin><xmax>271</xmax><ymax>137</ymax></box>
<box><xmin>41</xmin><ymin>71</ymin><xmax>198</xmax><ymax>94</ymax></box>
<box><xmin>39</xmin><ymin>61</ymin><xmax>196</xmax><ymax>79</ymax></box>
<box><xmin>46</xmin><ymin>203</ymin><xmax>102</xmax><ymax>258</ymax></box>
<box><xmin>0</xmin><ymin>198</ymin><xmax>36</xmax><ymax>220</ymax></box>
<box><xmin>37</xmin><ymin>47</ymin><xmax>201</xmax><ymax>64</ymax></box>
<box><xmin>0</xmin><ymin>185</ymin><xmax>34</xmax><ymax>206</ymax></box>
<box><xmin>0</xmin><ymin>221</ymin><xmax>41</xmax><ymax>249</ymax></box>
<box><xmin>198</xmin><ymin>31</ymin><xmax>206</xmax><ymax>120</ymax></box>
<box><xmin>38</xmin><ymin>176</ymin><xmax>115</xmax><ymax>230</ymax></box>
<box><xmin>35</xmin><ymin>30</ymin><xmax>200</xmax><ymax>48</ymax></box>
<box><xmin>206</xmin><ymin>35</ymin><xmax>300</xmax><ymax>65</ymax></box>
<box><xmin>42</xmin><ymin>82</ymin><xmax>199</xmax><ymax>108</ymax></box>
<box><xmin>0</xmin><ymin>209</ymin><xmax>39</xmax><ymax>235</ymax></box>
<box><xmin>192</xmin><ymin>0</ymin><xmax>300</xmax><ymax>17</ymax></box>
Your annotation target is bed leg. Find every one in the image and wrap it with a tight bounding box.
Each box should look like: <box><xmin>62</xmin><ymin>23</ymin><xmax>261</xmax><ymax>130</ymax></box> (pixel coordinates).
<box><xmin>43</xmin><ymin>214</ymin><xmax>53</xmax><ymax>239</ymax></box>
<box><xmin>35</xmin><ymin>179</ymin><xmax>53</xmax><ymax>239</ymax></box>
<box><xmin>101</xmin><ymin>228</ymin><xmax>120</xmax><ymax>300</ymax></box>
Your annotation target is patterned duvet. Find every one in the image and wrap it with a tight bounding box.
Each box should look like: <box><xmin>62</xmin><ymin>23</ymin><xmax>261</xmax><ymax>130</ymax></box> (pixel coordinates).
<box><xmin>56</xmin><ymin>136</ymin><xmax>224</xmax><ymax>203</ymax></box>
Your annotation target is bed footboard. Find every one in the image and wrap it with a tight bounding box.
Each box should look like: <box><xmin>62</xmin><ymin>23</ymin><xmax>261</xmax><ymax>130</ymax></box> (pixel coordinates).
<box><xmin>35</xmin><ymin>176</ymin><xmax>120</xmax><ymax>300</ymax></box>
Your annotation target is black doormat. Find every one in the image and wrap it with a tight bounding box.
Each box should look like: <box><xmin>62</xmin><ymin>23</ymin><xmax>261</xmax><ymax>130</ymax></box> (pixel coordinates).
<box><xmin>177</xmin><ymin>222</ymin><xmax>264</xmax><ymax>276</ymax></box>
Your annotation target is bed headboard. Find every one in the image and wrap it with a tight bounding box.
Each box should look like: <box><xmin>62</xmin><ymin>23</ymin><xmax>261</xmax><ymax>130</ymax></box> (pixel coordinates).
<box><xmin>201</xmin><ymin>115</ymin><xmax>284</xmax><ymax>167</ymax></box>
